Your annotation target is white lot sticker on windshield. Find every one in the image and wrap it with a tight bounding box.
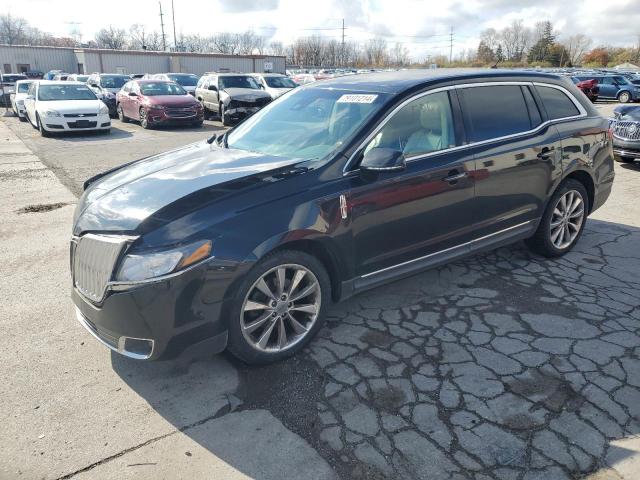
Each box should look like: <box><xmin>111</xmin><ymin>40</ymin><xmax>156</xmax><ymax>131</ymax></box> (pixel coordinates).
<box><xmin>337</xmin><ymin>94</ymin><xmax>378</xmax><ymax>104</ymax></box>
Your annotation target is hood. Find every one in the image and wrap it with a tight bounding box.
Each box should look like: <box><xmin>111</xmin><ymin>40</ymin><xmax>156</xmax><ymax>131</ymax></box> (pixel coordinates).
<box><xmin>614</xmin><ymin>105</ymin><xmax>640</xmax><ymax>121</ymax></box>
<box><xmin>74</xmin><ymin>141</ymin><xmax>305</xmax><ymax>234</ymax></box>
<box><xmin>143</xmin><ymin>94</ymin><xmax>199</xmax><ymax>106</ymax></box>
<box><xmin>221</xmin><ymin>87</ymin><xmax>271</xmax><ymax>101</ymax></box>
<box><xmin>38</xmin><ymin>99</ymin><xmax>102</xmax><ymax>114</ymax></box>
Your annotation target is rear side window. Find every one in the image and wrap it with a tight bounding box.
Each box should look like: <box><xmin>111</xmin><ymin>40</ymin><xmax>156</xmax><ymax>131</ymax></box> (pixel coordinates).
<box><xmin>535</xmin><ymin>86</ymin><xmax>580</xmax><ymax>120</ymax></box>
<box><xmin>460</xmin><ymin>85</ymin><xmax>532</xmax><ymax>142</ymax></box>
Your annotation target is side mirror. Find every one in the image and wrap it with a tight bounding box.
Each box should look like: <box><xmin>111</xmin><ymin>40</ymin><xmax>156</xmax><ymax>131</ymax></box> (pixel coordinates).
<box><xmin>128</xmin><ymin>92</ymin><xmax>138</xmax><ymax>97</ymax></box>
<box><xmin>360</xmin><ymin>148</ymin><xmax>406</xmax><ymax>173</ymax></box>
<box><xmin>208</xmin><ymin>85</ymin><xmax>218</xmax><ymax>91</ymax></box>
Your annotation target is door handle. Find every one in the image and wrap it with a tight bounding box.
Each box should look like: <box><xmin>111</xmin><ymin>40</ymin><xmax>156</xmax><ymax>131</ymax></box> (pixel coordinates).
<box><xmin>537</xmin><ymin>147</ymin><xmax>555</xmax><ymax>160</ymax></box>
<box><xmin>442</xmin><ymin>170</ymin><xmax>467</xmax><ymax>183</ymax></box>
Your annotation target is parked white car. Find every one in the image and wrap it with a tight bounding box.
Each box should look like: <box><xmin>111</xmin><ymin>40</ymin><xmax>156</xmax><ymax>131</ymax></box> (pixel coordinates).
<box><xmin>251</xmin><ymin>73</ymin><xmax>298</xmax><ymax>99</ymax></box>
<box><xmin>23</xmin><ymin>81</ymin><xmax>111</xmax><ymax>136</ymax></box>
<box><xmin>11</xmin><ymin>79</ymin><xmax>34</xmax><ymax>120</ymax></box>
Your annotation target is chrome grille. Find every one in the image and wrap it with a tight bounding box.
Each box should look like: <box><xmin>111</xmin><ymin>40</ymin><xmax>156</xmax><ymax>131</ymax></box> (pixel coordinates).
<box><xmin>165</xmin><ymin>107</ymin><xmax>198</xmax><ymax>118</ymax></box>
<box><xmin>613</xmin><ymin>121</ymin><xmax>640</xmax><ymax>140</ymax></box>
<box><xmin>73</xmin><ymin>234</ymin><xmax>128</xmax><ymax>302</ymax></box>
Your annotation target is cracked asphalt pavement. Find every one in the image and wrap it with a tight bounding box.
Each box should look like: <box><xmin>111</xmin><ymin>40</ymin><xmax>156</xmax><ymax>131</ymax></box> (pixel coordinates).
<box><xmin>1</xmin><ymin>102</ymin><xmax>639</xmax><ymax>479</ymax></box>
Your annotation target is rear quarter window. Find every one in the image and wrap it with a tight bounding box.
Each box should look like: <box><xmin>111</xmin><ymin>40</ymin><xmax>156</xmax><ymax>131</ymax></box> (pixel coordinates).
<box><xmin>535</xmin><ymin>85</ymin><xmax>580</xmax><ymax>120</ymax></box>
<box><xmin>459</xmin><ymin>85</ymin><xmax>533</xmax><ymax>142</ymax></box>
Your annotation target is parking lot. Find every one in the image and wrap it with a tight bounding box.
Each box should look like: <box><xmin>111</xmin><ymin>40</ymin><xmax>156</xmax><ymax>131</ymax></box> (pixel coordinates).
<box><xmin>1</xmin><ymin>101</ymin><xmax>639</xmax><ymax>480</ymax></box>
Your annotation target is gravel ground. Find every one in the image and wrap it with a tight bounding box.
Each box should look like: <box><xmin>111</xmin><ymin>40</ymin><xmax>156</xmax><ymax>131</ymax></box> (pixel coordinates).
<box><xmin>1</xmin><ymin>101</ymin><xmax>639</xmax><ymax>480</ymax></box>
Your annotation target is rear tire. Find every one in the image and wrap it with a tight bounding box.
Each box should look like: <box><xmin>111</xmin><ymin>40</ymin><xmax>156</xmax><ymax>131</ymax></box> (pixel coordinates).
<box><xmin>525</xmin><ymin>179</ymin><xmax>588</xmax><ymax>257</ymax></box>
<box><xmin>227</xmin><ymin>250</ymin><xmax>331</xmax><ymax>365</ymax></box>
<box><xmin>617</xmin><ymin>156</ymin><xmax>636</xmax><ymax>163</ymax></box>
<box><xmin>618</xmin><ymin>91</ymin><xmax>631</xmax><ymax>103</ymax></box>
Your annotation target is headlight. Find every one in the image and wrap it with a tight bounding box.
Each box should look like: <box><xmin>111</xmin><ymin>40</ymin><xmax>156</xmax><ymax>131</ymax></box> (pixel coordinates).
<box><xmin>99</xmin><ymin>103</ymin><xmax>109</xmax><ymax>114</ymax></box>
<box><xmin>115</xmin><ymin>240</ymin><xmax>212</xmax><ymax>282</ymax></box>
<box><xmin>42</xmin><ymin>110</ymin><xmax>61</xmax><ymax>117</ymax></box>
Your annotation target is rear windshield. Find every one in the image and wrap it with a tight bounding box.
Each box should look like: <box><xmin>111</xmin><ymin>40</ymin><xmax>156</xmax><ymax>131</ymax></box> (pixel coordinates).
<box><xmin>139</xmin><ymin>82</ymin><xmax>186</xmax><ymax>96</ymax></box>
<box><xmin>2</xmin><ymin>75</ymin><xmax>27</xmax><ymax>83</ymax></box>
<box><xmin>38</xmin><ymin>84</ymin><xmax>97</xmax><ymax>101</ymax></box>
<box><xmin>100</xmin><ymin>75</ymin><xmax>129</xmax><ymax>89</ymax></box>
<box><xmin>168</xmin><ymin>74</ymin><xmax>199</xmax><ymax>86</ymax></box>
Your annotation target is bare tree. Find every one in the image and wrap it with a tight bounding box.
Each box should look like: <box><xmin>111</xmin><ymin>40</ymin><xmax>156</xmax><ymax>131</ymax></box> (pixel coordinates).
<box><xmin>364</xmin><ymin>38</ymin><xmax>388</xmax><ymax>66</ymax></box>
<box><xmin>0</xmin><ymin>13</ymin><xmax>27</xmax><ymax>45</ymax></box>
<box><xmin>94</xmin><ymin>26</ymin><xmax>128</xmax><ymax>49</ymax></box>
<box><xmin>391</xmin><ymin>42</ymin><xmax>410</xmax><ymax>66</ymax></box>
<box><xmin>563</xmin><ymin>34</ymin><xmax>593</xmax><ymax>66</ymax></box>
<box><xmin>501</xmin><ymin>20</ymin><xmax>530</xmax><ymax>62</ymax></box>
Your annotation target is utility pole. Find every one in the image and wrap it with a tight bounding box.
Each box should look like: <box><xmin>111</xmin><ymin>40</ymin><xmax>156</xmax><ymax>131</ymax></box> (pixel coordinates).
<box><xmin>159</xmin><ymin>1</ymin><xmax>167</xmax><ymax>51</ymax></box>
<box><xmin>449</xmin><ymin>26</ymin><xmax>453</xmax><ymax>64</ymax></box>
<box><xmin>171</xmin><ymin>0</ymin><xmax>178</xmax><ymax>52</ymax></box>
<box><xmin>341</xmin><ymin>18</ymin><xmax>345</xmax><ymax>68</ymax></box>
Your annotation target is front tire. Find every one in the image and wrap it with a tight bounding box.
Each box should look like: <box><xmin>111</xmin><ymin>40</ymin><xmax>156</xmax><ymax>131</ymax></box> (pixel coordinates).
<box><xmin>227</xmin><ymin>250</ymin><xmax>331</xmax><ymax>365</ymax></box>
<box><xmin>117</xmin><ymin>104</ymin><xmax>129</xmax><ymax>123</ymax></box>
<box><xmin>220</xmin><ymin>103</ymin><xmax>231</xmax><ymax>126</ymax></box>
<box><xmin>139</xmin><ymin>108</ymin><xmax>151</xmax><ymax>129</ymax></box>
<box><xmin>526</xmin><ymin>179</ymin><xmax>588</xmax><ymax>257</ymax></box>
<box><xmin>36</xmin><ymin>114</ymin><xmax>50</xmax><ymax>137</ymax></box>
<box><xmin>618</xmin><ymin>91</ymin><xmax>631</xmax><ymax>104</ymax></box>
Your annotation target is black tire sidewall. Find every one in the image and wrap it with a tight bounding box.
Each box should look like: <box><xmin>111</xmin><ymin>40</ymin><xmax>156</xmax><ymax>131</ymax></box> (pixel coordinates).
<box><xmin>226</xmin><ymin>250</ymin><xmax>331</xmax><ymax>365</ymax></box>
<box><xmin>37</xmin><ymin>114</ymin><xmax>49</xmax><ymax>137</ymax></box>
<box><xmin>530</xmin><ymin>179</ymin><xmax>588</xmax><ymax>257</ymax></box>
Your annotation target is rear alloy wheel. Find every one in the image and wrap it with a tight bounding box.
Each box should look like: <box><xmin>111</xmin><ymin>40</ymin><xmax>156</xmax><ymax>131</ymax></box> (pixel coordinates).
<box><xmin>139</xmin><ymin>108</ymin><xmax>151</xmax><ymax>129</ymax></box>
<box><xmin>227</xmin><ymin>250</ymin><xmax>330</xmax><ymax>364</ymax></box>
<box><xmin>618</xmin><ymin>91</ymin><xmax>631</xmax><ymax>103</ymax></box>
<box><xmin>526</xmin><ymin>179</ymin><xmax>588</xmax><ymax>257</ymax></box>
<box><xmin>117</xmin><ymin>104</ymin><xmax>129</xmax><ymax>123</ymax></box>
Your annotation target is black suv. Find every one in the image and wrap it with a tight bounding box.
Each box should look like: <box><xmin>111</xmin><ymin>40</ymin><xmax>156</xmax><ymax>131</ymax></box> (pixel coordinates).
<box><xmin>71</xmin><ymin>70</ymin><xmax>614</xmax><ymax>364</ymax></box>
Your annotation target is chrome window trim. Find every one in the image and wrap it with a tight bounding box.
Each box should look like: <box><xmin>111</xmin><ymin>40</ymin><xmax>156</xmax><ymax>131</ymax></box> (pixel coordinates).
<box><xmin>360</xmin><ymin>220</ymin><xmax>534</xmax><ymax>279</ymax></box>
<box><xmin>343</xmin><ymin>81</ymin><xmax>588</xmax><ymax>175</ymax></box>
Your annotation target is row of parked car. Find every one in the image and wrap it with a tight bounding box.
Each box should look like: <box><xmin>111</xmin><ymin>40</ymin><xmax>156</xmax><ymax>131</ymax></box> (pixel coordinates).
<box><xmin>7</xmin><ymin>71</ymin><xmax>299</xmax><ymax>136</ymax></box>
<box><xmin>565</xmin><ymin>71</ymin><xmax>640</xmax><ymax>104</ymax></box>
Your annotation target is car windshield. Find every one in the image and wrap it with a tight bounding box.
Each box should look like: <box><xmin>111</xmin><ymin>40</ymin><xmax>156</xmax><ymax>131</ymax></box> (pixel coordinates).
<box><xmin>101</xmin><ymin>75</ymin><xmax>129</xmax><ymax>89</ymax></box>
<box><xmin>227</xmin><ymin>87</ymin><xmax>390</xmax><ymax>161</ymax></box>
<box><xmin>17</xmin><ymin>82</ymin><xmax>31</xmax><ymax>93</ymax></box>
<box><xmin>38</xmin><ymin>84</ymin><xmax>97</xmax><ymax>101</ymax></box>
<box><xmin>168</xmin><ymin>74</ymin><xmax>199</xmax><ymax>86</ymax></box>
<box><xmin>264</xmin><ymin>76</ymin><xmax>297</xmax><ymax>88</ymax></box>
<box><xmin>219</xmin><ymin>75</ymin><xmax>260</xmax><ymax>90</ymax></box>
<box><xmin>139</xmin><ymin>82</ymin><xmax>187</xmax><ymax>96</ymax></box>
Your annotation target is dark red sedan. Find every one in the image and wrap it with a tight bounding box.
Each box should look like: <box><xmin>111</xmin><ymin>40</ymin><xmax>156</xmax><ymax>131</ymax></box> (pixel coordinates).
<box><xmin>116</xmin><ymin>79</ymin><xmax>203</xmax><ymax>129</ymax></box>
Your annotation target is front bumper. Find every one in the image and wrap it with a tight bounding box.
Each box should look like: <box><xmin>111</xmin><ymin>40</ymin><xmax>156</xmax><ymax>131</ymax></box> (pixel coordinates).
<box><xmin>147</xmin><ymin>109</ymin><xmax>204</xmax><ymax>125</ymax></box>
<box><xmin>71</xmin><ymin>258</ymin><xmax>234</xmax><ymax>360</ymax></box>
<box><xmin>42</xmin><ymin>113</ymin><xmax>111</xmax><ymax>132</ymax></box>
<box><xmin>613</xmin><ymin>137</ymin><xmax>640</xmax><ymax>159</ymax></box>
<box><xmin>226</xmin><ymin>106</ymin><xmax>261</xmax><ymax>121</ymax></box>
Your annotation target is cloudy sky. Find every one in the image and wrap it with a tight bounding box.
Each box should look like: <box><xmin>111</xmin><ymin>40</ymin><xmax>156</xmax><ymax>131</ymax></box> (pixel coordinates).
<box><xmin>2</xmin><ymin>0</ymin><xmax>639</xmax><ymax>59</ymax></box>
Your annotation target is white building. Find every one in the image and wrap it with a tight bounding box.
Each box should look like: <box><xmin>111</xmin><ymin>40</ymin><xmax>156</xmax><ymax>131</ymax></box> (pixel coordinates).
<box><xmin>0</xmin><ymin>44</ymin><xmax>286</xmax><ymax>76</ymax></box>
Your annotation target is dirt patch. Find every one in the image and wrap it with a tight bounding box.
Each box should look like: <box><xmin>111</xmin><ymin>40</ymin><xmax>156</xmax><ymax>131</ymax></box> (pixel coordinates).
<box><xmin>16</xmin><ymin>202</ymin><xmax>69</xmax><ymax>214</ymax></box>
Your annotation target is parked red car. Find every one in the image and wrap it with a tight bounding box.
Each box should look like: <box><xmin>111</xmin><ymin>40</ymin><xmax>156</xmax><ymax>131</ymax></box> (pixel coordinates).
<box><xmin>116</xmin><ymin>79</ymin><xmax>203</xmax><ymax>129</ymax></box>
<box><xmin>575</xmin><ymin>78</ymin><xmax>599</xmax><ymax>103</ymax></box>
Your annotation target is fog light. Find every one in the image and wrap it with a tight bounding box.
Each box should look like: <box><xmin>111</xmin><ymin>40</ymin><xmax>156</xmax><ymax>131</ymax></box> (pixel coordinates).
<box><xmin>117</xmin><ymin>336</ymin><xmax>154</xmax><ymax>359</ymax></box>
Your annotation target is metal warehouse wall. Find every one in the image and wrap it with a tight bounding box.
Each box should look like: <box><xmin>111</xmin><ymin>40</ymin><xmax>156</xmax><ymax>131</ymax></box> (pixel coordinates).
<box><xmin>0</xmin><ymin>45</ymin><xmax>75</xmax><ymax>73</ymax></box>
<box><xmin>0</xmin><ymin>45</ymin><xmax>286</xmax><ymax>76</ymax></box>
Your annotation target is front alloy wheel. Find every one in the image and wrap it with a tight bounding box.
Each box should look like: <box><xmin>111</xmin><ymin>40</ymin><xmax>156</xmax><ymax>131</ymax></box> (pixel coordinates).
<box><xmin>241</xmin><ymin>264</ymin><xmax>321</xmax><ymax>352</ymax></box>
<box><xmin>139</xmin><ymin>108</ymin><xmax>150</xmax><ymax>129</ymax></box>
<box><xmin>228</xmin><ymin>250</ymin><xmax>330</xmax><ymax>364</ymax></box>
